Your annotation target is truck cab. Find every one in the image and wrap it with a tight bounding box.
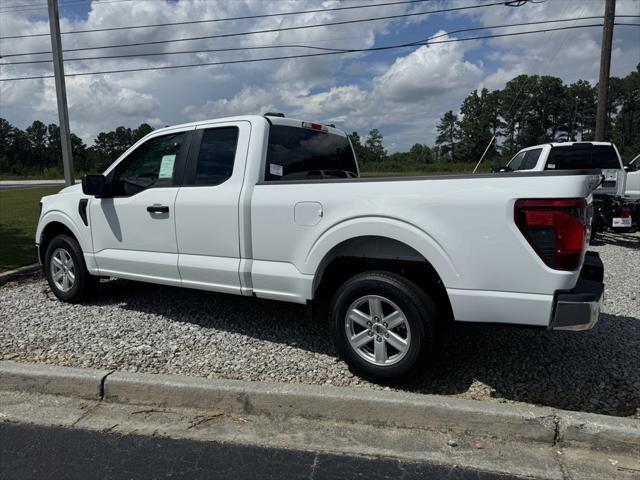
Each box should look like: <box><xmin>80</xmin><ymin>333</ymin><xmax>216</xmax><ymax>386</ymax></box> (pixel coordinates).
<box><xmin>505</xmin><ymin>142</ymin><xmax>627</xmax><ymax>197</ymax></box>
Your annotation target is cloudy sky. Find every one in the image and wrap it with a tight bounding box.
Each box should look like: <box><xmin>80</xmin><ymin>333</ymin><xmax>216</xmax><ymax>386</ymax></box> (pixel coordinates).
<box><xmin>0</xmin><ymin>0</ymin><xmax>638</xmax><ymax>151</ymax></box>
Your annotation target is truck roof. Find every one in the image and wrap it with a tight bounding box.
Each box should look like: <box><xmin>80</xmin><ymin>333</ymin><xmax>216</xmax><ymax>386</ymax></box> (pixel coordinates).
<box><xmin>152</xmin><ymin>114</ymin><xmax>347</xmax><ymax>136</ymax></box>
<box><xmin>519</xmin><ymin>141</ymin><xmax>614</xmax><ymax>151</ymax></box>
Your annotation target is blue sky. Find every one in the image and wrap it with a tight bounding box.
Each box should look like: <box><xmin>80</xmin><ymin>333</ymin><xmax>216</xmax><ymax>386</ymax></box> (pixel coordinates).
<box><xmin>1</xmin><ymin>0</ymin><xmax>638</xmax><ymax>152</ymax></box>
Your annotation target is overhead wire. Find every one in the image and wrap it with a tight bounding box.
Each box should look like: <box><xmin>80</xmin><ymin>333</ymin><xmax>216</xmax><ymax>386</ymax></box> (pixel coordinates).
<box><xmin>4</xmin><ymin>15</ymin><xmax>635</xmax><ymax>66</ymax></box>
<box><xmin>4</xmin><ymin>23</ymin><xmax>638</xmax><ymax>82</ymax></box>
<box><xmin>0</xmin><ymin>0</ymin><xmax>438</xmax><ymax>38</ymax></box>
<box><xmin>0</xmin><ymin>1</ymin><xmax>505</xmax><ymax>58</ymax></box>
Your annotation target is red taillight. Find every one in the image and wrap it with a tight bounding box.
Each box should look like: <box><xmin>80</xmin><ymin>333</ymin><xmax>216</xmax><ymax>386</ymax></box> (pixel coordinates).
<box><xmin>514</xmin><ymin>198</ymin><xmax>587</xmax><ymax>271</ymax></box>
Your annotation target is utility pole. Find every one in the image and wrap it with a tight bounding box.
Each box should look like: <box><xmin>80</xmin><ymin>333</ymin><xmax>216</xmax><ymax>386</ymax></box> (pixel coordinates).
<box><xmin>47</xmin><ymin>0</ymin><xmax>74</xmax><ymax>186</ymax></box>
<box><xmin>595</xmin><ymin>0</ymin><xmax>616</xmax><ymax>141</ymax></box>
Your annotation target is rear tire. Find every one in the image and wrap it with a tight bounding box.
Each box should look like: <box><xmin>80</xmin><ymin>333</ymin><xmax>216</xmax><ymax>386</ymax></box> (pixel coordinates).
<box><xmin>44</xmin><ymin>234</ymin><xmax>96</xmax><ymax>303</ymax></box>
<box><xmin>330</xmin><ymin>271</ymin><xmax>437</xmax><ymax>384</ymax></box>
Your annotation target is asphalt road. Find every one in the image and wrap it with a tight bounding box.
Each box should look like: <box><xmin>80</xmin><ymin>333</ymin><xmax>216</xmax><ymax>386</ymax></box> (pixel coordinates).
<box><xmin>0</xmin><ymin>182</ymin><xmax>64</xmax><ymax>191</ymax></box>
<box><xmin>0</xmin><ymin>423</ymin><xmax>526</xmax><ymax>480</ymax></box>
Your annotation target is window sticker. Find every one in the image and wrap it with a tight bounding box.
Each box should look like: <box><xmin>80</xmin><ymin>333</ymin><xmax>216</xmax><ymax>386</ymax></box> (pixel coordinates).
<box><xmin>158</xmin><ymin>154</ymin><xmax>176</xmax><ymax>178</ymax></box>
<box><xmin>269</xmin><ymin>163</ymin><xmax>284</xmax><ymax>176</ymax></box>
<box><xmin>547</xmin><ymin>163</ymin><xmax>555</xmax><ymax>169</ymax></box>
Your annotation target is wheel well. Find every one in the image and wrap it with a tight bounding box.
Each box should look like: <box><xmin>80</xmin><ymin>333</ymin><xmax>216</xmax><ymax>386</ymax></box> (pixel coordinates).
<box><xmin>39</xmin><ymin>222</ymin><xmax>76</xmax><ymax>264</ymax></box>
<box><xmin>313</xmin><ymin>236</ymin><xmax>453</xmax><ymax>324</ymax></box>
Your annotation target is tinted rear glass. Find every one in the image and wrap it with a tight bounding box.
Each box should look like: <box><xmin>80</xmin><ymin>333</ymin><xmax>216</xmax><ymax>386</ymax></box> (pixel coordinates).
<box><xmin>545</xmin><ymin>145</ymin><xmax>620</xmax><ymax>170</ymax></box>
<box><xmin>194</xmin><ymin>127</ymin><xmax>238</xmax><ymax>186</ymax></box>
<box><xmin>265</xmin><ymin>125</ymin><xmax>358</xmax><ymax>181</ymax></box>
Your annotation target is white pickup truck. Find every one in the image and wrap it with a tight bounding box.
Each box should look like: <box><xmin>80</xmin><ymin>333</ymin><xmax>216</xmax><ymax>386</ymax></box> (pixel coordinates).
<box><xmin>502</xmin><ymin>141</ymin><xmax>627</xmax><ymax>197</ymax></box>
<box><xmin>36</xmin><ymin>114</ymin><xmax>605</xmax><ymax>382</ymax></box>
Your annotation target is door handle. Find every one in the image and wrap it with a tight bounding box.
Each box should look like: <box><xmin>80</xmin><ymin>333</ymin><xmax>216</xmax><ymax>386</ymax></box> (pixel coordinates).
<box><xmin>147</xmin><ymin>204</ymin><xmax>169</xmax><ymax>213</ymax></box>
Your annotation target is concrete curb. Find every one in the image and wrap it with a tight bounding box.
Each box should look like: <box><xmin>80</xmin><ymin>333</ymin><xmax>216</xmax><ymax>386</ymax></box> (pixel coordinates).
<box><xmin>0</xmin><ymin>264</ymin><xmax>41</xmax><ymax>286</ymax></box>
<box><xmin>0</xmin><ymin>361</ymin><xmax>110</xmax><ymax>400</ymax></box>
<box><xmin>1</xmin><ymin>361</ymin><xmax>638</xmax><ymax>453</ymax></box>
<box><xmin>104</xmin><ymin>370</ymin><xmax>559</xmax><ymax>444</ymax></box>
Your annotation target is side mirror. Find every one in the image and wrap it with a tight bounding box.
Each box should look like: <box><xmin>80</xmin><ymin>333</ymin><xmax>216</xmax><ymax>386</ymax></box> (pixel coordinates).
<box><xmin>82</xmin><ymin>174</ymin><xmax>107</xmax><ymax>196</ymax></box>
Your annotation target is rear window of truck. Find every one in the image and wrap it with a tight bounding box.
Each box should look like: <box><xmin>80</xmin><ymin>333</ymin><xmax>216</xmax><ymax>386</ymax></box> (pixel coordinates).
<box><xmin>264</xmin><ymin>125</ymin><xmax>358</xmax><ymax>181</ymax></box>
<box><xmin>545</xmin><ymin>145</ymin><xmax>620</xmax><ymax>170</ymax></box>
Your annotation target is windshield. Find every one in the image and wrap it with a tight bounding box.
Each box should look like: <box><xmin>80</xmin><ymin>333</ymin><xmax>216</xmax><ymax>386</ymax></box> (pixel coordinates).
<box><xmin>265</xmin><ymin>125</ymin><xmax>358</xmax><ymax>181</ymax></box>
<box><xmin>545</xmin><ymin>144</ymin><xmax>621</xmax><ymax>170</ymax></box>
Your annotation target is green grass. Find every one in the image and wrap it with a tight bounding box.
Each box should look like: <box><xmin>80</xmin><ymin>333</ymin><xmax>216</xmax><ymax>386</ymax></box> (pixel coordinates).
<box><xmin>0</xmin><ymin>186</ymin><xmax>61</xmax><ymax>271</ymax></box>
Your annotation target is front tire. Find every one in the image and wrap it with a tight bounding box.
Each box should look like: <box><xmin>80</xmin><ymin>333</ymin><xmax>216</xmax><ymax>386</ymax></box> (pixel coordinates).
<box><xmin>330</xmin><ymin>271</ymin><xmax>437</xmax><ymax>384</ymax></box>
<box><xmin>44</xmin><ymin>234</ymin><xmax>95</xmax><ymax>303</ymax></box>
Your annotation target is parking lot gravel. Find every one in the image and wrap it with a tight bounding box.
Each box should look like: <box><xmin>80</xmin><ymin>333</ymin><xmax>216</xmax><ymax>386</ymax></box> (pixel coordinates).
<box><xmin>1</xmin><ymin>232</ymin><xmax>638</xmax><ymax>418</ymax></box>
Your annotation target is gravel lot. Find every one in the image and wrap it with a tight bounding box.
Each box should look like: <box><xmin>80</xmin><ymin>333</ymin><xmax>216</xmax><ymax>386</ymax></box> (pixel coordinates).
<box><xmin>1</xmin><ymin>232</ymin><xmax>638</xmax><ymax>418</ymax></box>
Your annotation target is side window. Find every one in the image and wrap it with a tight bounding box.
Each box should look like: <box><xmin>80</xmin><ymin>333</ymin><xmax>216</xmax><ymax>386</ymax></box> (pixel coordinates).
<box><xmin>508</xmin><ymin>152</ymin><xmax>525</xmax><ymax>170</ymax></box>
<box><xmin>111</xmin><ymin>132</ymin><xmax>185</xmax><ymax>196</ymax></box>
<box><xmin>193</xmin><ymin>127</ymin><xmax>239</xmax><ymax>186</ymax></box>
<box><xmin>521</xmin><ymin>148</ymin><xmax>542</xmax><ymax>169</ymax></box>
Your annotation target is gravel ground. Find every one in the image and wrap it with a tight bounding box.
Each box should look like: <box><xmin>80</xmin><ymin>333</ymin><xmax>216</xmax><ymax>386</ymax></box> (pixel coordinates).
<box><xmin>1</xmin><ymin>232</ymin><xmax>638</xmax><ymax>418</ymax></box>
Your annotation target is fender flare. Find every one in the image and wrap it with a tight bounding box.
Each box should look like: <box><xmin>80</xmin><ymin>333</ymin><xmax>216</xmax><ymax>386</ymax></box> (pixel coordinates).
<box><xmin>37</xmin><ymin>210</ymin><xmax>88</xmax><ymax>252</ymax></box>
<box><xmin>304</xmin><ymin>216</ymin><xmax>459</xmax><ymax>286</ymax></box>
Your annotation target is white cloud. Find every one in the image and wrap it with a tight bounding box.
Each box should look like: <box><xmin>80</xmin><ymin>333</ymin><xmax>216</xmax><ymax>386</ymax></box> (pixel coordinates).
<box><xmin>373</xmin><ymin>33</ymin><xmax>482</xmax><ymax>102</ymax></box>
<box><xmin>0</xmin><ymin>0</ymin><xmax>638</xmax><ymax>152</ymax></box>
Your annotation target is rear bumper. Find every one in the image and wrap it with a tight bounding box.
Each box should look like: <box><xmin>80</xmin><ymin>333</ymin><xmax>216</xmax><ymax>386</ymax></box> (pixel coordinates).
<box><xmin>549</xmin><ymin>252</ymin><xmax>604</xmax><ymax>331</ymax></box>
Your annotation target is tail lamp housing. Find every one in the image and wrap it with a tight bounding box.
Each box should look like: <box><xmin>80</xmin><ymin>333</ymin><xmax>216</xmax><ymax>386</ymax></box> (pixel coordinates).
<box><xmin>514</xmin><ymin>198</ymin><xmax>588</xmax><ymax>271</ymax></box>
<box><xmin>621</xmin><ymin>206</ymin><xmax>631</xmax><ymax>218</ymax></box>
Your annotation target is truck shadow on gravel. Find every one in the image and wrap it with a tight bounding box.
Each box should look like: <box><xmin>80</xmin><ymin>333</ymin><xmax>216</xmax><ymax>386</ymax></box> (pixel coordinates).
<box><xmin>92</xmin><ymin>279</ymin><xmax>639</xmax><ymax>418</ymax></box>
<box><xmin>591</xmin><ymin>231</ymin><xmax>639</xmax><ymax>249</ymax></box>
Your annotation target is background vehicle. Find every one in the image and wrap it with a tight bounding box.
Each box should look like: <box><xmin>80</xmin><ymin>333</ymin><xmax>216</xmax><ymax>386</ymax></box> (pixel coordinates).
<box><xmin>624</xmin><ymin>154</ymin><xmax>640</xmax><ymax>200</ymax></box>
<box><xmin>500</xmin><ymin>142</ymin><xmax>632</xmax><ymax>234</ymax></box>
<box><xmin>35</xmin><ymin>114</ymin><xmax>604</xmax><ymax>383</ymax></box>
<box><xmin>502</xmin><ymin>141</ymin><xmax>626</xmax><ymax>197</ymax></box>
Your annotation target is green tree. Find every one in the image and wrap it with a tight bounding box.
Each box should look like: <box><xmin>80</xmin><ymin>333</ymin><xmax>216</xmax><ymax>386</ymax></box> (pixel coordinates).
<box><xmin>26</xmin><ymin>120</ymin><xmax>48</xmax><ymax>168</ymax></box>
<box><xmin>365</xmin><ymin>128</ymin><xmax>386</xmax><ymax>162</ymax></box>
<box><xmin>435</xmin><ymin>110</ymin><xmax>459</xmax><ymax>162</ymax></box>
<box><xmin>347</xmin><ymin>131</ymin><xmax>368</xmax><ymax>163</ymax></box>
<box><xmin>610</xmin><ymin>64</ymin><xmax>640</xmax><ymax>160</ymax></box>
<box><xmin>564</xmin><ymin>80</ymin><xmax>597</xmax><ymax>141</ymax></box>
<box><xmin>456</xmin><ymin>89</ymin><xmax>497</xmax><ymax>163</ymax></box>
<box><xmin>132</xmin><ymin>123</ymin><xmax>154</xmax><ymax>142</ymax></box>
<box><xmin>408</xmin><ymin>143</ymin><xmax>432</xmax><ymax>163</ymax></box>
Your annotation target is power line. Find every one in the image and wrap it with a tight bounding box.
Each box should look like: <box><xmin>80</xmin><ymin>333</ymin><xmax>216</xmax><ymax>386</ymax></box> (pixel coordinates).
<box><xmin>0</xmin><ymin>0</ymin><xmax>437</xmax><ymax>38</ymax></box>
<box><xmin>0</xmin><ymin>1</ymin><xmax>505</xmax><ymax>58</ymax></box>
<box><xmin>0</xmin><ymin>0</ymin><xmax>84</xmax><ymax>13</ymax></box>
<box><xmin>5</xmin><ymin>23</ymin><xmax>636</xmax><ymax>82</ymax></box>
<box><xmin>0</xmin><ymin>0</ymin><xmax>130</xmax><ymax>14</ymax></box>
<box><xmin>4</xmin><ymin>16</ymin><xmax>632</xmax><ymax>66</ymax></box>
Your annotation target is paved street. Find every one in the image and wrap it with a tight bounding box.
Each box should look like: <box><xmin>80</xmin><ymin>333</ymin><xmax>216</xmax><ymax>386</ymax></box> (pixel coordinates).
<box><xmin>0</xmin><ymin>422</ymin><xmax>524</xmax><ymax>480</ymax></box>
<box><xmin>0</xmin><ymin>181</ymin><xmax>66</xmax><ymax>191</ymax></box>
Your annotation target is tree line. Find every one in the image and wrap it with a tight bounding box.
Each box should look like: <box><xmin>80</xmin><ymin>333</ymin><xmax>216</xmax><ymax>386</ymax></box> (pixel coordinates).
<box><xmin>0</xmin><ymin>65</ymin><xmax>638</xmax><ymax>178</ymax></box>
<box><xmin>352</xmin><ymin>65</ymin><xmax>639</xmax><ymax>171</ymax></box>
<box><xmin>0</xmin><ymin>119</ymin><xmax>153</xmax><ymax>177</ymax></box>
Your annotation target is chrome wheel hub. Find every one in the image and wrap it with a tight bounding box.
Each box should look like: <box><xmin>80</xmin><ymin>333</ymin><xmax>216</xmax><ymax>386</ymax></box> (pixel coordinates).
<box><xmin>50</xmin><ymin>248</ymin><xmax>76</xmax><ymax>293</ymax></box>
<box><xmin>345</xmin><ymin>295</ymin><xmax>411</xmax><ymax>366</ymax></box>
